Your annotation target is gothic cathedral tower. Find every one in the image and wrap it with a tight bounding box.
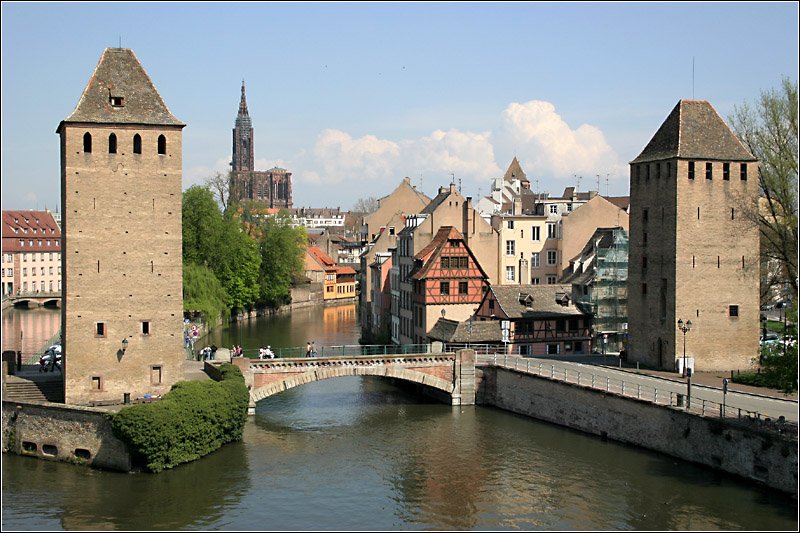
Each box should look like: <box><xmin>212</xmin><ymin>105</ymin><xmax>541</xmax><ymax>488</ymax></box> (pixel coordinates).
<box><xmin>627</xmin><ymin>100</ymin><xmax>760</xmax><ymax>372</ymax></box>
<box><xmin>57</xmin><ymin>48</ymin><xmax>186</xmax><ymax>405</ymax></box>
<box><xmin>229</xmin><ymin>82</ymin><xmax>293</xmax><ymax>208</ymax></box>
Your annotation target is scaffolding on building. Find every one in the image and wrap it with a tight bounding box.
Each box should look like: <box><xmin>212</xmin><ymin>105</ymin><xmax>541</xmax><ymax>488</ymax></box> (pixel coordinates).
<box><xmin>590</xmin><ymin>228</ymin><xmax>629</xmax><ymax>353</ymax></box>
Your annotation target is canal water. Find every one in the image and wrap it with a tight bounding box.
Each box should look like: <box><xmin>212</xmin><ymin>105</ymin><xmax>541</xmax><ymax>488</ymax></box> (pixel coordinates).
<box><xmin>2</xmin><ymin>304</ymin><xmax>797</xmax><ymax>531</ymax></box>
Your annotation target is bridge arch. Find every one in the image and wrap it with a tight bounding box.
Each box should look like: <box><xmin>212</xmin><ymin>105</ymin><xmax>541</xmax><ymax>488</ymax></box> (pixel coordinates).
<box><xmin>250</xmin><ymin>365</ymin><xmax>455</xmax><ymax>404</ymax></box>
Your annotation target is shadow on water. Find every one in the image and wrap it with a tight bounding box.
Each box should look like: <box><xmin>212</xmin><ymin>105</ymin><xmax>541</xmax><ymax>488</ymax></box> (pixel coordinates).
<box><xmin>2</xmin><ymin>440</ymin><xmax>250</xmax><ymax>531</ymax></box>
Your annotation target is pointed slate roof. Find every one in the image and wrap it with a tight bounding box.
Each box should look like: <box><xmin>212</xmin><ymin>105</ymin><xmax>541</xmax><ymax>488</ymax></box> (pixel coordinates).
<box><xmin>503</xmin><ymin>157</ymin><xmax>528</xmax><ymax>182</ymax></box>
<box><xmin>631</xmin><ymin>100</ymin><xmax>755</xmax><ymax>164</ymax></box>
<box><xmin>59</xmin><ymin>48</ymin><xmax>184</xmax><ymax>129</ymax></box>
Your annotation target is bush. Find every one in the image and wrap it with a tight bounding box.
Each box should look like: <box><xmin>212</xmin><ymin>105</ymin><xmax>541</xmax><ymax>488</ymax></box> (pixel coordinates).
<box><xmin>111</xmin><ymin>364</ymin><xmax>249</xmax><ymax>472</ymax></box>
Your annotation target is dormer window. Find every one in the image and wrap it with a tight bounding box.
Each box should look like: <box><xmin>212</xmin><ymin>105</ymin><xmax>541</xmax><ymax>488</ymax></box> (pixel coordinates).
<box><xmin>110</xmin><ymin>96</ymin><xmax>125</xmax><ymax>107</ymax></box>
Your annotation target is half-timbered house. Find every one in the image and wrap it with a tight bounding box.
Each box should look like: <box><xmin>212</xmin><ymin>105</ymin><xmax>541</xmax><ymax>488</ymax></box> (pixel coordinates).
<box><xmin>475</xmin><ymin>284</ymin><xmax>591</xmax><ymax>356</ymax></box>
<box><xmin>408</xmin><ymin>226</ymin><xmax>490</xmax><ymax>343</ymax></box>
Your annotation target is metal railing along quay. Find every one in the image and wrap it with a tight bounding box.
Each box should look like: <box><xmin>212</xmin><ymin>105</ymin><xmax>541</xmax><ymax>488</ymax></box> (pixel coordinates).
<box><xmin>479</xmin><ymin>353</ymin><xmax>798</xmax><ymax>438</ymax></box>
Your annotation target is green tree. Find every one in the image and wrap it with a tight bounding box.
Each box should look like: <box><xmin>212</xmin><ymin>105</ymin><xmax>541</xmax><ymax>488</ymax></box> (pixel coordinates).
<box><xmin>182</xmin><ymin>262</ymin><xmax>229</xmax><ymax>323</ymax></box>
<box><xmin>255</xmin><ymin>211</ymin><xmax>307</xmax><ymax>306</ymax></box>
<box><xmin>182</xmin><ymin>186</ymin><xmax>226</xmax><ymax>267</ymax></box>
<box><xmin>729</xmin><ymin>78</ymin><xmax>798</xmax><ymax>299</ymax></box>
<box><xmin>182</xmin><ymin>185</ymin><xmax>261</xmax><ymax>314</ymax></box>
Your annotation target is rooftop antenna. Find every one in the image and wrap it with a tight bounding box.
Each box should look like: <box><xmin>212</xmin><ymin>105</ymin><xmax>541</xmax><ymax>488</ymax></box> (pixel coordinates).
<box><xmin>458</xmin><ymin>178</ymin><xmax>462</xmax><ymax>193</ymax></box>
<box><xmin>692</xmin><ymin>56</ymin><xmax>695</xmax><ymax>99</ymax></box>
<box><xmin>119</xmin><ymin>35</ymin><xmax>122</xmax><ymax>48</ymax></box>
<box><xmin>605</xmin><ymin>175</ymin><xmax>610</xmax><ymax>197</ymax></box>
<box><xmin>575</xmin><ymin>174</ymin><xmax>581</xmax><ymax>191</ymax></box>
<box><xmin>596</xmin><ymin>174</ymin><xmax>600</xmax><ymax>192</ymax></box>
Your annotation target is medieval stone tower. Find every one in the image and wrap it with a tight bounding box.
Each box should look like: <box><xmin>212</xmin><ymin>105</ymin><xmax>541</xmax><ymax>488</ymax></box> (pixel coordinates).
<box><xmin>229</xmin><ymin>81</ymin><xmax>293</xmax><ymax>208</ymax></box>
<box><xmin>627</xmin><ymin>100</ymin><xmax>760</xmax><ymax>372</ymax></box>
<box><xmin>57</xmin><ymin>48</ymin><xmax>185</xmax><ymax>405</ymax></box>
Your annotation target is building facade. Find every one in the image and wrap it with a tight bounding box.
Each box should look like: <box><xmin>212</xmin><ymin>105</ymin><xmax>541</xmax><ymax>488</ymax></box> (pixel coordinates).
<box><xmin>627</xmin><ymin>100</ymin><xmax>760</xmax><ymax>371</ymax></box>
<box><xmin>57</xmin><ymin>47</ymin><xmax>185</xmax><ymax>405</ymax></box>
<box><xmin>2</xmin><ymin>210</ymin><xmax>62</xmax><ymax>297</ymax></box>
<box><xmin>474</xmin><ymin>284</ymin><xmax>591</xmax><ymax>356</ymax></box>
<box><xmin>229</xmin><ymin>82</ymin><xmax>292</xmax><ymax>208</ymax></box>
<box><xmin>408</xmin><ymin>226</ymin><xmax>490</xmax><ymax>344</ymax></box>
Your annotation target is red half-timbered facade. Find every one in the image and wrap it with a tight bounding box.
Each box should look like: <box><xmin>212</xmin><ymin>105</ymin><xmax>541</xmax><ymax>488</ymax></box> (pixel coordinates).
<box><xmin>475</xmin><ymin>284</ymin><xmax>591</xmax><ymax>356</ymax></box>
<box><xmin>408</xmin><ymin>226</ymin><xmax>489</xmax><ymax>343</ymax></box>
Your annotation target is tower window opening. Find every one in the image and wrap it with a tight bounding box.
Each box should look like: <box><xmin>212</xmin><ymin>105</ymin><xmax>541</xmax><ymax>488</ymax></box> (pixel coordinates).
<box><xmin>108</xmin><ymin>133</ymin><xmax>117</xmax><ymax>154</ymax></box>
<box><xmin>133</xmin><ymin>134</ymin><xmax>142</xmax><ymax>154</ymax></box>
<box><xmin>157</xmin><ymin>135</ymin><xmax>166</xmax><ymax>155</ymax></box>
<box><xmin>83</xmin><ymin>132</ymin><xmax>92</xmax><ymax>153</ymax></box>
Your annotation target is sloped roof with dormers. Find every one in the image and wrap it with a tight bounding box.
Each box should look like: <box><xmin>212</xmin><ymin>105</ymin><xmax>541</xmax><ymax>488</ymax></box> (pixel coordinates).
<box><xmin>58</xmin><ymin>48</ymin><xmax>184</xmax><ymax>130</ymax></box>
<box><xmin>2</xmin><ymin>210</ymin><xmax>62</xmax><ymax>253</ymax></box>
<box><xmin>631</xmin><ymin>100</ymin><xmax>755</xmax><ymax>164</ymax></box>
<box><xmin>487</xmin><ymin>284</ymin><xmax>585</xmax><ymax>319</ymax></box>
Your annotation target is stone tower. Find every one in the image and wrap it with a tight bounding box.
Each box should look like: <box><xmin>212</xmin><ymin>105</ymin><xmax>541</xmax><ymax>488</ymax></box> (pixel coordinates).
<box><xmin>229</xmin><ymin>82</ymin><xmax>293</xmax><ymax>208</ymax></box>
<box><xmin>56</xmin><ymin>48</ymin><xmax>186</xmax><ymax>405</ymax></box>
<box><xmin>627</xmin><ymin>100</ymin><xmax>760</xmax><ymax>372</ymax></box>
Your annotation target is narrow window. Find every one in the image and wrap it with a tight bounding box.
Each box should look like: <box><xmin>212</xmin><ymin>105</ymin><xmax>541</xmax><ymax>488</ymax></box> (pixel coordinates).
<box><xmin>108</xmin><ymin>133</ymin><xmax>117</xmax><ymax>154</ymax></box>
<box><xmin>741</xmin><ymin>163</ymin><xmax>747</xmax><ymax>180</ymax></box>
<box><xmin>723</xmin><ymin>162</ymin><xmax>730</xmax><ymax>180</ymax></box>
<box><xmin>151</xmin><ymin>365</ymin><xmax>162</xmax><ymax>385</ymax></box>
<box><xmin>97</xmin><ymin>260</ymin><xmax>100</xmax><ymax>273</ymax></box>
<box><xmin>692</xmin><ymin>255</ymin><xmax>695</xmax><ymax>268</ymax></box>
<box><xmin>731</xmin><ymin>208</ymin><xmax>735</xmax><ymax>220</ymax></box>
<box><xmin>642</xmin><ymin>256</ymin><xmax>648</xmax><ymax>271</ymax></box>
<box><xmin>92</xmin><ymin>376</ymin><xmax>102</xmax><ymax>390</ymax></box>
<box><xmin>697</xmin><ymin>207</ymin><xmax>700</xmax><ymax>220</ymax></box>
<box><xmin>142</xmin><ymin>321</ymin><xmax>150</xmax><ymax>335</ymax></box>
<box><xmin>95</xmin><ymin>322</ymin><xmax>105</xmax><ymax>337</ymax></box>
<box><xmin>83</xmin><ymin>132</ymin><xmax>92</xmax><ymax>153</ymax></box>
<box><xmin>440</xmin><ymin>281</ymin><xmax>450</xmax><ymax>295</ymax></box>
<box><xmin>718</xmin><ymin>256</ymin><xmax>721</xmax><ymax>268</ymax></box>
<box><xmin>666</xmin><ymin>162</ymin><xmax>671</xmax><ymax>178</ymax></box>
<box><xmin>459</xmin><ymin>281</ymin><xmax>468</xmax><ymax>295</ymax></box>
<box><xmin>642</xmin><ymin>208</ymin><xmax>648</xmax><ymax>223</ymax></box>
<box><xmin>729</xmin><ymin>305</ymin><xmax>739</xmax><ymax>317</ymax></box>
<box><xmin>157</xmin><ymin>134</ymin><xmax>166</xmax><ymax>155</ymax></box>
<box><xmin>133</xmin><ymin>134</ymin><xmax>142</xmax><ymax>154</ymax></box>
<box><xmin>508</xmin><ymin>220</ymin><xmax>514</xmax><ymax>229</ymax></box>
<box><xmin>742</xmin><ymin>256</ymin><xmax>745</xmax><ymax>269</ymax></box>
<box><xmin>646</xmin><ymin>165</ymin><xmax>650</xmax><ymax>180</ymax></box>
<box><xmin>642</xmin><ymin>282</ymin><xmax>647</xmax><ymax>295</ymax></box>
<box><xmin>706</xmin><ymin>162</ymin><xmax>712</xmax><ymax>180</ymax></box>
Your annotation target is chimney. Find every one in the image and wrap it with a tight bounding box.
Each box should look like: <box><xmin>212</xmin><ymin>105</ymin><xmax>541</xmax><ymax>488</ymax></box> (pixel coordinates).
<box><xmin>513</xmin><ymin>196</ymin><xmax>522</xmax><ymax>215</ymax></box>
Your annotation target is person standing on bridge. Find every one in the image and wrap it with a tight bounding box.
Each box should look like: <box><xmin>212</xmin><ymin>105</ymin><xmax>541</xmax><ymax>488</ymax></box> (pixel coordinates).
<box><xmin>311</xmin><ymin>341</ymin><xmax>318</xmax><ymax>357</ymax></box>
<box><xmin>306</xmin><ymin>341</ymin><xmax>312</xmax><ymax>357</ymax></box>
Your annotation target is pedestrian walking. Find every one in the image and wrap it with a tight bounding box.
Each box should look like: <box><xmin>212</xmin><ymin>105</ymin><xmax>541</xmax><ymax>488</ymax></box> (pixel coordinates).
<box><xmin>306</xmin><ymin>341</ymin><xmax>312</xmax><ymax>357</ymax></box>
<box><xmin>311</xmin><ymin>341</ymin><xmax>318</xmax><ymax>357</ymax></box>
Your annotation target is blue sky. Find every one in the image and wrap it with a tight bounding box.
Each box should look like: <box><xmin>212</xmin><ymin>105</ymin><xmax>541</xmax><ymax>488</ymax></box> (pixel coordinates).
<box><xmin>2</xmin><ymin>1</ymin><xmax>798</xmax><ymax>212</ymax></box>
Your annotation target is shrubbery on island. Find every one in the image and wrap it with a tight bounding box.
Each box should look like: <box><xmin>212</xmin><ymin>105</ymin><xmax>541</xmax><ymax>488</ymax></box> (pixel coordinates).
<box><xmin>110</xmin><ymin>363</ymin><xmax>249</xmax><ymax>472</ymax></box>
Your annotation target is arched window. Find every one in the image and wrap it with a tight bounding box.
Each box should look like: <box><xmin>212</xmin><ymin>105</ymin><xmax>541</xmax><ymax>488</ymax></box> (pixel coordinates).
<box><xmin>157</xmin><ymin>134</ymin><xmax>166</xmax><ymax>155</ymax></box>
<box><xmin>108</xmin><ymin>133</ymin><xmax>117</xmax><ymax>154</ymax></box>
<box><xmin>133</xmin><ymin>134</ymin><xmax>142</xmax><ymax>154</ymax></box>
<box><xmin>83</xmin><ymin>132</ymin><xmax>92</xmax><ymax>153</ymax></box>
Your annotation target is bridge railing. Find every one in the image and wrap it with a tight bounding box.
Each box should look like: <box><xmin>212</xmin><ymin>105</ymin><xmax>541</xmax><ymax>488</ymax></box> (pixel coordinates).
<box><xmin>242</xmin><ymin>343</ymin><xmax>435</xmax><ymax>360</ymax></box>
<box><xmin>480</xmin><ymin>354</ymin><xmax>797</xmax><ymax>437</ymax></box>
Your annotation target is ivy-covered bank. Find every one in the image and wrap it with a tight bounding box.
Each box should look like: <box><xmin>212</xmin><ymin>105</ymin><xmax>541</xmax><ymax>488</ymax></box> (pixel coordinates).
<box><xmin>111</xmin><ymin>364</ymin><xmax>249</xmax><ymax>473</ymax></box>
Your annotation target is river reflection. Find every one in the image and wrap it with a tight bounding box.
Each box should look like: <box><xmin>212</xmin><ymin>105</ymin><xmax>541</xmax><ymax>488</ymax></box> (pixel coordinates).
<box><xmin>2</xmin><ymin>303</ymin><xmax>797</xmax><ymax>531</ymax></box>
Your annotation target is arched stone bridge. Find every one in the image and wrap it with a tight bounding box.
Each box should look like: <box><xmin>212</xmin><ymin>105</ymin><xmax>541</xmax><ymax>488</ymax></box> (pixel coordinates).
<box><xmin>231</xmin><ymin>350</ymin><xmax>476</xmax><ymax>415</ymax></box>
<box><xmin>2</xmin><ymin>292</ymin><xmax>61</xmax><ymax>309</ymax></box>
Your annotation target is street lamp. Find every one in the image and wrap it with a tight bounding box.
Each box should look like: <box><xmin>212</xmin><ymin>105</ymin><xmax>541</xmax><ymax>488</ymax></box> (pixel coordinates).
<box><xmin>677</xmin><ymin>318</ymin><xmax>692</xmax><ymax>377</ymax></box>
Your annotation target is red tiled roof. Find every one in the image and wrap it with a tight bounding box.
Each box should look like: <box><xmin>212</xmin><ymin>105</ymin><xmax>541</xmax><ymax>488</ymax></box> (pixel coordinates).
<box><xmin>2</xmin><ymin>210</ymin><xmax>61</xmax><ymax>253</ymax></box>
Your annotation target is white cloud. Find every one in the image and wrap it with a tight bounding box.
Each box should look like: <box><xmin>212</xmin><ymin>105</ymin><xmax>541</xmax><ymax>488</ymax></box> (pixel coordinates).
<box><xmin>194</xmin><ymin>99</ymin><xmax>628</xmax><ymax>205</ymax></box>
<box><xmin>499</xmin><ymin>100</ymin><xmax>627</xmax><ymax>193</ymax></box>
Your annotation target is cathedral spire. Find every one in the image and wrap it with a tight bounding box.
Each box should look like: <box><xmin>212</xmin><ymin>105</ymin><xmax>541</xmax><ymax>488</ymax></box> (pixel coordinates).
<box><xmin>235</xmin><ymin>79</ymin><xmax>252</xmax><ymax>129</ymax></box>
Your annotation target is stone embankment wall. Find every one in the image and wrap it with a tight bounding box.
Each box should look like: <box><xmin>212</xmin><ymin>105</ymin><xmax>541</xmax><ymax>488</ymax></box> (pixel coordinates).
<box><xmin>476</xmin><ymin>366</ymin><xmax>797</xmax><ymax>495</ymax></box>
<box><xmin>2</xmin><ymin>400</ymin><xmax>131</xmax><ymax>472</ymax></box>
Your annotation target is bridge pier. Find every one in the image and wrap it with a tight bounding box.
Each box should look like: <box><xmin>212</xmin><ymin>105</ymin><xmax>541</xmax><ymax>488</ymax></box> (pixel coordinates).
<box><xmin>453</xmin><ymin>349</ymin><xmax>476</xmax><ymax>406</ymax></box>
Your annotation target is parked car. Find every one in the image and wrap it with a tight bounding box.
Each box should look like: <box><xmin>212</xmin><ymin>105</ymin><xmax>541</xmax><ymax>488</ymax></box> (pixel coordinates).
<box><xmin>760</xmin><ymin>332</ymin><xmax>780</xmax><ymax>347</ymax></box>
